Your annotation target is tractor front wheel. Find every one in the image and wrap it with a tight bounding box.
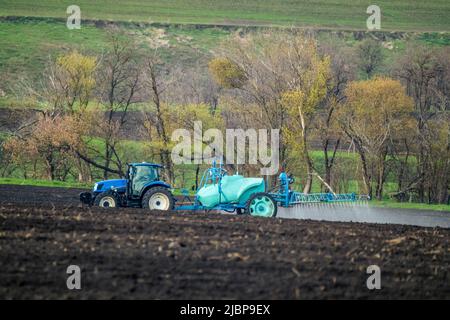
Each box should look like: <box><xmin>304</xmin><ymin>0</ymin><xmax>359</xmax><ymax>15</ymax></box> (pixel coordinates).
<box><xmin>246</xmin><ymin>193</ymin><xmax>277</xmax><ymax>218</ymax></box>
<box><xmin>142</xmin><ymin>187</ymin><xmax>175</xmax><ymax>211</ymax></box>
<box><xmin>94</xmin><ymin>191</ymin><xmax>120</xmax><ymax>208</ymax></box>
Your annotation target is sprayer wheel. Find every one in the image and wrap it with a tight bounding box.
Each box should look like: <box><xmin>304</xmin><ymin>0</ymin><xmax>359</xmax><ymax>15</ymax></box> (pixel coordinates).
<box><xmin>246</xmin><ymin>193</ymin><xmax>277</xmax><ymax>218</ymax></box>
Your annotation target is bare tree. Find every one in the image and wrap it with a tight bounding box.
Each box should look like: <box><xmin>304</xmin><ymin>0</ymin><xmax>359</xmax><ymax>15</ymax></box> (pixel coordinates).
<box><xmin>394</xmin><ymin>45</ymin><xmax>450</xmax><ymax>203</ymax></box>
<box><xmin>315</xmin><ymin>42</ymin><xmax>356</xmax><ymax>187</ymax></box>
<box><xmin>141</xmin><ymin>56</ymin><xmax>174</xmax><ymax>183</ymax></box>
<box><xmin>95</xmin><ymin>32</ymin><xmax>142</xmax><ymax>179</ymax></box>
<box><xmin>210</xmin><ymin>31</ymin><xmax>331</xmax><ymax>190</ymax></box>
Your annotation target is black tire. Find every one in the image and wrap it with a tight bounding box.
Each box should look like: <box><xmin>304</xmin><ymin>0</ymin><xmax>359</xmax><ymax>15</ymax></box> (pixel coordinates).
<box><xmin>246</xmin><ymin>192</ymin><xmax>277</xmax><ymax>218</ymax></box>
<box><xmin>79</xmin><ymin>192</ymin><xmax>93</xmax><ymax>206</ymax></box>
<box><xmin>94</xmin><ymin>191</ymin><xmax>120</xmax><ymax>208</ymax></box>
<box><xmin>142</xmin><ymin>187</ymin><xmax>175</xmax><ymax>211</ymax></box>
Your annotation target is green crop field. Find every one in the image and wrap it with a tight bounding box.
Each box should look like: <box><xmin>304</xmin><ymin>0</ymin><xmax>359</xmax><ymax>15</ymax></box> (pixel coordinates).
<box><xmin>0</xmin><ymin>19</ymin><xmax>109</xmax><ymax>79</ymax></box>
<box><xmin>1</xmin><ymin>0</ymin><xmax>449</xmax><ymax>31</ymax></box>
<box><xmin>0</xmin><ymin>19</ymin><xmax>448</xmax><ymax>100</ymax></box>
<box><xmin>1</xmin><ymin>0</ymin><xmax>449</xmax><ymax>93</ymax></box>
<box><xmin>0</xmin><ymin>17</ymin><xmax>231</xmax><ymax>94</ymax></box>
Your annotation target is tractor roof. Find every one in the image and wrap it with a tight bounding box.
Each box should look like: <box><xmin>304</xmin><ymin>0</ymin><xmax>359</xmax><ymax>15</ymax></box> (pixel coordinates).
<box><xmin>129</xmin><ymin>162</ymin><xmax>163</xmax><ymax>168</ymax></box>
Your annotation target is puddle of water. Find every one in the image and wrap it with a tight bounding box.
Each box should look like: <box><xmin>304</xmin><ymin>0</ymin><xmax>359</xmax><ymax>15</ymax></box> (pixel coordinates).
<box><xmin>277</xmin><ymin>203</ymin><xmax>450</xmax><ymax>229</ymax></box>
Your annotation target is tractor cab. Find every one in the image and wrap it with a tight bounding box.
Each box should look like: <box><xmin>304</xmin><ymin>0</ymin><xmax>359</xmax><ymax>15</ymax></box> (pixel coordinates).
<box><xmin>127</xmin><ymin>163</ymin><xmax>162</xmax><ymax>198</ymax></box>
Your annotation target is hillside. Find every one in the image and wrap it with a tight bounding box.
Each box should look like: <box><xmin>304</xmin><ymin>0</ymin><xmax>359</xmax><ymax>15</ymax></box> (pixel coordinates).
<box><xmin>1</xmin><ymin>0</ymin><xmax>449</xmax><ymax>93</ymax></box>
<box><xmin>1</xmin><ymin>0</ymin><xmax>449</xmax><ymax>31</ymax></box>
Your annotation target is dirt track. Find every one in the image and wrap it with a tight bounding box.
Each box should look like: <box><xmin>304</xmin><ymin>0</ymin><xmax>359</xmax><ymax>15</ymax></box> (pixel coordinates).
<box><xmin>0</xmin><ymin>185</ymin><xmax>449</xmax><ymax>299</ymax></box>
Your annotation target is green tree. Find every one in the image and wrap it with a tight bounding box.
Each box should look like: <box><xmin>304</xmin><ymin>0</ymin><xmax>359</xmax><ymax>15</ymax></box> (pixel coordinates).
<box><xmin>338</xmin><ymin>77</ymin><xmax>414</xmax><ymax>199</ymax></box>
<box><xmin>48</xmin><ymin>51</ymin><xmax>96</xmax><ymax>114</ymax></box>
<box><xmin>281</xmin><ymin>45</ymin><xmax>331</xmax><ymax>193</ymax></box>
<box><xmin>210</xmin><ymin>32</ymin><xmax>332</xmax><ymax>189</ymax></box>
<box><xmin>208</xmin><ymin>57</ymin><xmax>247</xmax><ymax>89</ymax></box>
<box><xmin>357</xmin><ymin>39</ymin><xmax>383</xmax><ymax>79</ymax></box>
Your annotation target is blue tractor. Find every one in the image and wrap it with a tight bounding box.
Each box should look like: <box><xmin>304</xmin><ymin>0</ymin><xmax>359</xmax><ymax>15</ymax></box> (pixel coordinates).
<box><xmin>81</xmin><ymin>160</ymin><xmax>368</xmax><ymax>215</ymax></box>
<box><xmin>79</xmin><ymin>162</ymin><xmax>175</xmax><ymax>210</ymax></box>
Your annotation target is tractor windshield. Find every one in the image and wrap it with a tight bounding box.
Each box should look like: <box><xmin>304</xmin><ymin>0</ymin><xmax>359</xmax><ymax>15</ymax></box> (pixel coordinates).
<box><xmin>131</xmin><ymin>165</ymin><xmax>159</xmax><ymax>196</ymax></box>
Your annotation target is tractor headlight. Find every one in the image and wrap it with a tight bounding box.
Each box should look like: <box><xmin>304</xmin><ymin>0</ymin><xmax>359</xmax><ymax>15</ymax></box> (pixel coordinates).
<box><xmin>94</xmin><ymin>183</ymin><xmax>104</xmax><ymax>191</ymax></box>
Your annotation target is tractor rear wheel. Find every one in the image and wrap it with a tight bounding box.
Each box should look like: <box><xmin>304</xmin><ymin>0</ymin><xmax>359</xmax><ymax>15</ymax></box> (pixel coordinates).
<box><xmin>246</xmin><ymin>192</ymin><xmax>277</xmax><ymax>218</ymax></box>
<box><xmin>142</xmin><ymin>187</ymin><xmax>174</xmax><ymax>211</ymax></box>
<box><xmin>94</xmin><ymin>191</ymin><xmax>120</xmax><ymax>208</ymax></box>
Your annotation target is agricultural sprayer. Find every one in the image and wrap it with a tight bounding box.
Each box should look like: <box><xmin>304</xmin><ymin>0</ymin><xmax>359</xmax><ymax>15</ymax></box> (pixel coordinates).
<box><xmin>80</xmin><ymin>160</ymin><xmax>369</xmax><ymax>217</ymax></box>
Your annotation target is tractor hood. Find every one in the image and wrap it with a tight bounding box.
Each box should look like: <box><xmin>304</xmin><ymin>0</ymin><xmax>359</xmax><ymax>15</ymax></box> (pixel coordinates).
<box><xmin>93</xmin><ymin>179</ymin><xmax>127</xmax><ymax>192</ymax></box>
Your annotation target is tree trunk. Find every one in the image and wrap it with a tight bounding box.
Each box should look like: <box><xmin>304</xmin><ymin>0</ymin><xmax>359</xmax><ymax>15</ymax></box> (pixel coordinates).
<box><xmin>299</xmin><ymin>112</ymin><xmax>313</xmax><ymax>194</ymax></box>
<box><xmin>161</xmin><ymin>150</ymin><xmax>174</xmax><ymax>184</ymax></box>
<box><xmin>104</xmin><ymin>142</ymin><xmax>111</xmax><ymax>180</ymax></box>
<box><xmin>354</xmin><ymin>142</ymin><xmax>372</xmax><ymax>198</ymax></box>
<box><xmin>323</xmin><ymin>138</ymin><xmax>340</xmax><ymax>189</ymax></box>
<box><xmin>195</xmin><ymin>164</ymin><xmax>200</xmax><ymax>190</ymax></box>
<box><xmin>302</xmin><ymin>145</ymin><xmax>314</xmax><ymax>194</ymax></box>
<box><xmin>375</xmin><ymin>149</ymin><xmax>387</xmax><ymax>200</ymax></box>
<box><xmin>375</xmin><ymin>171</ymin><xmax>385</xmax><ymax>200</ymax></box>
<box><xmin>45</xmin><ymin>154</ymin><xmax>55</xmax><ymax>181</ymax></box>
<box><xmin>397</xmin><ymin>138</ymin><xmax>410</xmax><ymax>193</ymax></box>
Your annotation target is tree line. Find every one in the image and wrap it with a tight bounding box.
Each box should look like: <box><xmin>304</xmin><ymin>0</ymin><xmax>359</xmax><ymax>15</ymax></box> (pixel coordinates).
<box><xmin>1</xmin><ymin>30</ymin><xmax>449</xmax><ymax>204</ymax></box>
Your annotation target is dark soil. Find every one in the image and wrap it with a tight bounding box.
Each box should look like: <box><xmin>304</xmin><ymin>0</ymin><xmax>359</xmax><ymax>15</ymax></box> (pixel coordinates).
<box><xmin>0</xmin><ymin>184</ymin><xmax>449</xmax><ymax>299</ymax></box>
